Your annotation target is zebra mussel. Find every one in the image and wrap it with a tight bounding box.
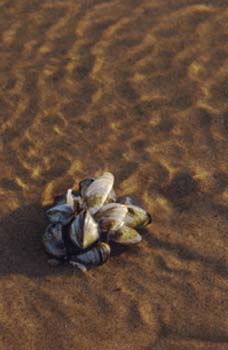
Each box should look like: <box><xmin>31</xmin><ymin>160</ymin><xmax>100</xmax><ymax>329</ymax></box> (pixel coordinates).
<box><xmin>42</xmin><ymin>172</ymin><xmax>152</xmax><ymax>271</ymax></box>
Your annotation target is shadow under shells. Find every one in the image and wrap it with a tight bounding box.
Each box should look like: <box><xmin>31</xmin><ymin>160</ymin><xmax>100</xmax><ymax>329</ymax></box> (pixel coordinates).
<box><xmin>0</xmin><ymin>202</ymin><xmax>143</xmax><ymax>278</ymax></box>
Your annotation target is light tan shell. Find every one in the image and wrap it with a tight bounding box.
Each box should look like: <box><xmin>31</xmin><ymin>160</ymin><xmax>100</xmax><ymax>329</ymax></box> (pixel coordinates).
<box><xmin>95</xmin><ymin>202</ymin><xmax>128</xmax><ymax>232</ymax></box>
<box><xmin>124</xmin><ymin>204</ymin><xmax>151</xmax><ymax>228</ymax></box>
<box><xmin>85</xmin><ymin>172</ymin><xmax>114</xmax><ymax>215</ymax></box>
<box><xmin>108</xmin><ymin>225</ymin><xmax>142</xmax><ymax>245</ymax></box>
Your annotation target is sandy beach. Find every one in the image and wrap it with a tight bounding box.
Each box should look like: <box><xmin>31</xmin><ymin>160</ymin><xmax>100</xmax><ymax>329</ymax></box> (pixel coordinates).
<box><xmin>0</xmin><ymin>0</ymin><xmax>228</xmax><ymax>349</ymax></box>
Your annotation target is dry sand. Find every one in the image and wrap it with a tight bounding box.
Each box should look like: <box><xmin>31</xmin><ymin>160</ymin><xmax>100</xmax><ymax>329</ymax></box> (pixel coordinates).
<box><xmin>0</xmin><ymin>0</ymin><xmax>228</xmax><ymax>349</ymax></box>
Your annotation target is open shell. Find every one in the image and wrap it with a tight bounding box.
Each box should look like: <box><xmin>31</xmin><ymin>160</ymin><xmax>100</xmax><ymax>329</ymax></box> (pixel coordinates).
<box><xmin>95</xmin><ymin>202</ymin><xmax>128</xmax><ymax>232</ymax></box>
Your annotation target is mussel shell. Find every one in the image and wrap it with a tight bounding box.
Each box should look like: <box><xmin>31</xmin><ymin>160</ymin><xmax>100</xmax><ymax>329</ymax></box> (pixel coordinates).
<box><xmin>104</xmin><ymin>189</ymin><xmax>117</xmax><ymax>204</ymax></box>
<box><xmin>46</xmin><ymin>204</ymin><xmax>74</xmax><ymax>225</ymax></box>
<box><xmin>79</xmin><ymin>177</ymin><xmax>95</xmax><ymax>198</ymax></box>
<box><xmin>124</xmin><ymin>204</ymin><xmax>152</xmax><ymax>228</ymax></box>
<box><xmin>65</xmin><ymin>188</ymin><xmax>85</xmax><ymax>214</ymax></box>
<box><xmin>98</xmin><ymin>242</ymin><xmax>111</xmax><ymax>263</ymax></box>
<box><xmin>53</xmin><ymin>189</ymin><xmax>79</xmax><ymax>206</ymax></box>
<box><xmin>73</xmin><ymin>195</ymin><xmax>85</xmax><ymax>214</ymax></box>
<box><xmin>95</xmin><ymin>202</ymin><xmax>128</xmax><ymax>232</ymax></box>
<box><xmin>66</xmin><ymin>188</ymin><xmax>74</xmax><ymax>208</ymax></box>
<box><xmin>69</xmin><ymin>209</ymin><xmax>99</xmax><ymax>249</ymax></box>
<box><xmin>43</xmin><ymin>223</ymin><xmax>67</xmax><ymax>258</ymax></box>
<box><xmin>85</xmin><ymin>172</ymin><xmax>114</xmax><ymax>214</ymax></box>
<box><xmin>107</xmin><ymin>225</ymin><xmax>142</xmax><ymax>245</ymax></box>
<box><xmin>70</xmin><ymin>242</ymin><xmax>111</xmax><ymax>266</ymax></box>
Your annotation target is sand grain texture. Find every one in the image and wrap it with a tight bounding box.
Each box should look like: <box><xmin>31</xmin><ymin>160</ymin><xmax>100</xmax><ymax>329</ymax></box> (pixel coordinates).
<box><xmin>0</xmin><ymin>0</ymin><xmax>228</xmax><ymax>349</ymax></box>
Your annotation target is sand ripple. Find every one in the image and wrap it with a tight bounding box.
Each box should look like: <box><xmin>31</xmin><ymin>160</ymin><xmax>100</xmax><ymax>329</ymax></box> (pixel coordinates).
<box><xmin>0</xmin><ymin>0</ymin><xmax>228</xmax><ymax>349</ymax></box>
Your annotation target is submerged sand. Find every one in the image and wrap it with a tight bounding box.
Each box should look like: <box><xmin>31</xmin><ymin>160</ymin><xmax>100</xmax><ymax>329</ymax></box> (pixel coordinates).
<box><xmin>0</xmin><ymin>0</ymin><xmax>228</xmax><ymax>349</ymax></box>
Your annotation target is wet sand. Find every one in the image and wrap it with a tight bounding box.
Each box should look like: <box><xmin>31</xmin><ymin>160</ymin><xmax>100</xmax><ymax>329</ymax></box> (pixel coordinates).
<box><xmin>0</xmin><ymin>0</ymin><xmax>228</xmax><ymax>349</ymax></box>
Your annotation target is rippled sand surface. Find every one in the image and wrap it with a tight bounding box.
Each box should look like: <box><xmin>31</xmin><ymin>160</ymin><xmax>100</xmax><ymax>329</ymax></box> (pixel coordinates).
<box><xmin>0</xmin><ymin>0</ymin><xmax>228</xmax><ymax>349</ymax></box>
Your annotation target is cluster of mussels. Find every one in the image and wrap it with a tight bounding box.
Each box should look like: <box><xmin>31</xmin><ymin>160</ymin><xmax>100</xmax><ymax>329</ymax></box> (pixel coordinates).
<box><xmin>43</xmin><ymin>172</ymin><xmax>152</xmax><ymax>271</ymax></box>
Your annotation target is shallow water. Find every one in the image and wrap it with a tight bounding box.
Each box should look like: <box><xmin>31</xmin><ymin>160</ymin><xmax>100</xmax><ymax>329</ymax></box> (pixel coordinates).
<box><xmin>0</xmin><ymin>1</ymin><xmax>228</xmax><ymax>349</ymax></box>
